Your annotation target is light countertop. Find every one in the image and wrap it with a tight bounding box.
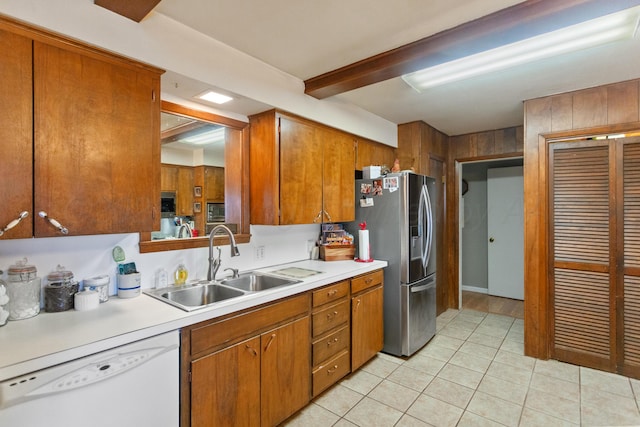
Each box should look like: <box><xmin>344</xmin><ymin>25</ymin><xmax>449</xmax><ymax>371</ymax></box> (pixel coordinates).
<box><xmin>0</xmin><ymin>259</ymin><xmax>386</xmax><ymax>381</ymax></box>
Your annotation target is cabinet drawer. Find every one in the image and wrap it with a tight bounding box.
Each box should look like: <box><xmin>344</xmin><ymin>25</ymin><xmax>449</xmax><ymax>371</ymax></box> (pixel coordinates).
<box><xmin>351</xmin><ymin>269</ymin><xmax>384</xmax><ymax>294</ymax></box>
<box><xmin>312</xmin><ymin>349</ymin><xmax>350</xmax><ymax>397</ymax></box>
<box><xmin>312</xmin><ymin>280</ymin><xmax>349</xmax><ymax>307</ymax></box>
<box><xmin>312</xmin><ymin>325</ymin><xmax>349</xmax><ymax>366</ymax></box>
<box><xmin>312</xmin><ymin>300</ymin><xmax>349</xmax><ymax>337</ymax></box>
<box><xmin>190</xmin><ymin>294</ymin><xmax>309</xmax><ymax>356</ymax></box>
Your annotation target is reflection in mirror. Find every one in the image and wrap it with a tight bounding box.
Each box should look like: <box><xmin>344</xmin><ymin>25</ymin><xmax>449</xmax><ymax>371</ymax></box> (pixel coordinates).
<box><xmin>154</xmin><ymin>111</ymin><xmax>233</xmax><ymax>240</ymax></box>
<box><xmin>139</xmin><ymin>100</ymin><xmax>250</xmax><ymax>253</ymax></box>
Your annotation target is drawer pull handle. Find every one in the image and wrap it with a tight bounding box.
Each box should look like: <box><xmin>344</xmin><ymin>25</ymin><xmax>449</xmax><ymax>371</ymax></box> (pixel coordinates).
<box><xmin>365</xmin><ymin>278</ymin><xmax>373</xmax><ymax>284</ymax></box>
<box><xmin>327</xmin><ymin>337</ymin><xmax>339</xmax><ymax>347</ymax></box>
<box><xmin>264</xmin><ymin>333</ymin><xmax>276</xmax><ymax>352</ymax></box>
<box><xmin>245</xmin><ymin>344</ymin><xmax>258</xmax><ymax>356</ymax></box>
<box><xmin>354</xmin><ymin>299</ymin><xmax>361</xmax><ymax>312</ymax></box>
<box><xmin>327</xmin><ymin>311</ymin><xmax>338</xmax><ymax>320</ymax></box>
<box><xmin>327</xmin><ymin>365</ymin><xmax>339</xmax><ymax>374</ymax></box>
<box><xmin>327</xmin><ymin>289</ymin><xmax>338</xmax><ymax>297</ymax></box>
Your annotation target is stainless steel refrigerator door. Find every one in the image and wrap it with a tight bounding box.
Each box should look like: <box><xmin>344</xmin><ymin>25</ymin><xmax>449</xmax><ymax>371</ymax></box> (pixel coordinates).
<box><xmin>405</xmin><ymin>173</ymin><xmax>427</xmax><ymax>284</ymax></box>
<box><xmin>424</xmin><ymin>176</ymin><xmax>437</xmax><ymax>278</ymax></box>
<box><xmin>401</xmin><ymin>275</ymin><xmax>437</xmax><ymax>356</ymax></box>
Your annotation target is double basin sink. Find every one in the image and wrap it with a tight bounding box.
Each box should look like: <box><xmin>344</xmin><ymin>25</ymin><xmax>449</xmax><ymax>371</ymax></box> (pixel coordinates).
<box><xmin>145</xmin><ymin>272</ymin><xmax>301</xmax><ymax>311</ymax></box>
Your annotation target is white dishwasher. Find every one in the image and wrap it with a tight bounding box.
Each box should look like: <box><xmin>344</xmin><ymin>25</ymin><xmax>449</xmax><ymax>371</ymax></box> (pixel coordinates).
<box><xmin>0</xmin><ymin>330</ymin><xmax>179</xmax><ymax>427</ymax></box>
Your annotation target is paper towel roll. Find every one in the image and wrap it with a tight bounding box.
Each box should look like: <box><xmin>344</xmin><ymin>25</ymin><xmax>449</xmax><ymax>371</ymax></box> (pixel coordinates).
<box><xmin>358</xmin><ymin>230</ymin><xmax>370</xmax><ymax>260</ymax></box>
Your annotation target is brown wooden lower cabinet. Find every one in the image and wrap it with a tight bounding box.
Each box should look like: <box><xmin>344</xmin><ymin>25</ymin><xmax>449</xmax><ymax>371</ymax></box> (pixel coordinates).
<box><xmin>260</xmin><ymin>317</ymin><xmax>310</xmax><ymax>426</ymax></box>
<box><xmin>351</xmin><ymin>270</ymin><xmax>384</xmax><ymax>371</ymax></box>
<box><xmin>181</xmin><ymin>269</ymin><xmax>384</xmax><ymax>427</ymax></box>
<box><xmin>191</xmin><ymin>336</ymin><xmax>261</xmax><ymax>427</ymax></box>
<box><xmin>311</xmin><ymin>280</ymin><xmax>351</xmax><ymax>397</ymax></box>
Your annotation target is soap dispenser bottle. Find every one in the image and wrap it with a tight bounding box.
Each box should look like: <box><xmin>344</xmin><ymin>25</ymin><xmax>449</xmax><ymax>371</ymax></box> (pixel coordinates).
<box><xmin>174</xmin><ymin>264</ymin><xmax>188</xmax><ymax>285</ymax></box>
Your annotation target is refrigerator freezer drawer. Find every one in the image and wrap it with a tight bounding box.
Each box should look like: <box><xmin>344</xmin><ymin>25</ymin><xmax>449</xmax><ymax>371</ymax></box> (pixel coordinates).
<box><xmin>401</xmin><ymin>277</ymin><xmax>436</xmax><ymax>356</ymax></box>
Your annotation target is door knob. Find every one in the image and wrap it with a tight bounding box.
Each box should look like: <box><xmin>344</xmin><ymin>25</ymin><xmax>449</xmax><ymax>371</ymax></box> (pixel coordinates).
<box><xmin>489</xmin><ymin>237</ymin><xmax>495</xmax><ymax>243</ymax></box>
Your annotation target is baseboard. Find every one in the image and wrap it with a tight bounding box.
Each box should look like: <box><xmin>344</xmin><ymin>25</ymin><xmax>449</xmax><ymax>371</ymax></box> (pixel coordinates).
<box><xmin>461</xmin><ymin>285</ymin><xmax>488</xmax><ymax>294</ymax></box>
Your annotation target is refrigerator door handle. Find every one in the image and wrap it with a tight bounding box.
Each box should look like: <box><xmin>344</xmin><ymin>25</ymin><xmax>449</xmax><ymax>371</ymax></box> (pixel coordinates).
<box><xmin>419</xmin><ymin>183</ymin><xmax>433</xmax><ymax>271</ymax></box>
<box><xmin>410</xmin><ymin>281</ymin><xmax>435</xmax><ymax>293</ymax></box>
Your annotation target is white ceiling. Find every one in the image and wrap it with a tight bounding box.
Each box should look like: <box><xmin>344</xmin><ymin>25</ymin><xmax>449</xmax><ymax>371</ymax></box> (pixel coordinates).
<box><xmin>154</xmin><ymin>0</ymin><xmax>640</xmax><ymax>136</ymax></box>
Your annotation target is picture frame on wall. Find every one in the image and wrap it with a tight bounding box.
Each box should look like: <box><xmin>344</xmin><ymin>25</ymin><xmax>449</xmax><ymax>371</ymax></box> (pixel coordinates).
<box><xmin>194</xmin><ymin>202</ymin><xmax>201</xmax><ymax>213</ymax></box>
<box><xmin>194</xmin><ymin>186</ymin><xmax>202</xmax><ymax>197</ymax></box>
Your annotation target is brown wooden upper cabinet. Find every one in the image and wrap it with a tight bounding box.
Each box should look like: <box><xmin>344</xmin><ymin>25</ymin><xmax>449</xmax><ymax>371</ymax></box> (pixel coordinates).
<box><xmin>249</xmin><ymin>110</ymin><xmax>355</xmax><ymax>225</ymax></box>
<box><xmin>355</xmin><ymin>138</ymin><xmax>397</xmax><ymax>172</ymax></box>
<box><xmin>0</xmin><ymin>19</ymin><xmax>162</xmax><ymax>239</ymax></box>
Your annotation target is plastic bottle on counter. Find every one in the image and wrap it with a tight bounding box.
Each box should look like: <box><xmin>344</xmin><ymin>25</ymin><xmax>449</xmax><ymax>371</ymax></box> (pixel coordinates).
<box><xmin>174</xmin><ymin>264</ymin><xmax>188</xmax><ymax>285</ymax></box>
<box><xmin>5</xmin><ymin>258</ymin><xmax>41</xmax><ymax>320</ymax></box>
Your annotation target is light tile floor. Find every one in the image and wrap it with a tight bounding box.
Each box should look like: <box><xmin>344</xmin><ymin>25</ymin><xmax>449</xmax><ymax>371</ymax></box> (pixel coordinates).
<box><xmin>283</xmin><ymin>308</ymin><xmax>640</xmax><ymax>426</ymax></box>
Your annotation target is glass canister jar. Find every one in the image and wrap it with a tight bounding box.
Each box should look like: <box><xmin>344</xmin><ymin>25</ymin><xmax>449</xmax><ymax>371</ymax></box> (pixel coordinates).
<box><xmin>0</xmin><ymin>274</ymin><xmax>10</xmax><ymax>326</ymax></box>
<box><xmin>44</xmin><ymin>265</ymin><xmax>79</xmax><ymax>312</ymax></box>
<box><xmin>6</xmin><ymin>258</ymin><xmax>41</xmax><ymax>320</ymax></box>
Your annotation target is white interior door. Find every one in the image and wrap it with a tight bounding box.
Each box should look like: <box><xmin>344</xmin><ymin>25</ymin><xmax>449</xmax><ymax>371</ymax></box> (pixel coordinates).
<box><xmin>487</xmin><ymin>166</ymin><xmax>524</xmax><ymax>300</ymax></box>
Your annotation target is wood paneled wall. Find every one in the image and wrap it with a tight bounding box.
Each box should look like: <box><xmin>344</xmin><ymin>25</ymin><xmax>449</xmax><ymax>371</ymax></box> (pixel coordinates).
<box><xmin>524</xmin><ymin>79</ymin><xmax>640</xmax><ymax>359</ymax></box>
<box><xmin>397</xmin><ymin>121</ymin><xmax>523</xmax><ymax>315</ymax></box>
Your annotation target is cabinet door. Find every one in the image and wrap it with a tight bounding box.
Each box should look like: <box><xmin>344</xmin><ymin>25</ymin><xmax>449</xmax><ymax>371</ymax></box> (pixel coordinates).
<box><xmin>322</xmin><ymin>128</ymin><xmax>355</xmax><ymax>223</ymax></box>
<box><xmin>356</xmin><ymin>138</ymin><xmax>396</xmax><ymax>171</ymax></box>
<box><xmin>161</xmin><ymin>164</ymin><xmax>178</xmax><ymax>192</ymax></box>
<box><xmin>177</xmin><ymin>166</ymin><xmax>194</xmax><ymax>215</ymax></box>
<box><xmin>33</xmin><ymin>41</ymin><xmax>160</xmax><ymax>237</ymax></box>
<box><xmin>261</xmin><ymin>316</ymin><xmax>310</xmax><ymax>426</ymax></box>
<box><xmin>0</xmin><ymin>29</ymin><xmax>32</xmax><ymax>239</ymax></box>
<box><xmin>352</xmin><ymin>286</ymin><xmax>384</xmax><ymax>370</ymax></box>
<box><xmin>279</xmin><ymin>117</ymin><xmax>323</xmax><ymax>224</ymax></box>
<box><xmin>205</xmin><ymin>166</ymin><xmax>225</xmax><ymax>202</ymax></box>
<box><xmin>191</xmin><ymin>336</ymin><xmax>261</xmax><ymax>427</ymax></box>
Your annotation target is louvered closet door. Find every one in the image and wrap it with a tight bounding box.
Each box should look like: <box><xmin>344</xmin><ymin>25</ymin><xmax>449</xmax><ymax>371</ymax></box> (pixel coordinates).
<box><xmin>621</xmin><ymin>137</ymin><xmax>640</xmax><ymax>377</ymax></box>
<box><xmin>549</xmin><ymin>141</ymin><xmax>615</xmax><ymax>371</ymax></box>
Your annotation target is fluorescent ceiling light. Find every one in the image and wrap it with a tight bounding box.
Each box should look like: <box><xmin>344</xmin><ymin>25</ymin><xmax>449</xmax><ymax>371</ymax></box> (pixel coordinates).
<box><xmin>402</xmin><ymin>7</ymin><xmax>640</xmax><ymax>91</ymax></box>
<box><xmin>181</xmin><ymin>127</ymin><xmax>225</xmax><ymax>145</ymax></box>
<box><xmin>197</xmin><ymin>90</ymin><xmax>233</xmax><ymax>104</ymax></box>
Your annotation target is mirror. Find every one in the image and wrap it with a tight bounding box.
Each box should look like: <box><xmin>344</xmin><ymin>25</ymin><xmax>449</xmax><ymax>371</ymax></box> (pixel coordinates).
<box><xmin>139</xmin><ymin>101</ymin><xmax>250</xmax><ymax>253</ymax></box>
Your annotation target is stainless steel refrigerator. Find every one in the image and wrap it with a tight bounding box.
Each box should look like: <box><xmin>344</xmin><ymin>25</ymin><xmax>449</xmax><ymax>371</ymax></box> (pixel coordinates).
<box><xmin>348</xmin><ymin>171</ymin><xmax>437</xmax><ymax>356</ymax></box>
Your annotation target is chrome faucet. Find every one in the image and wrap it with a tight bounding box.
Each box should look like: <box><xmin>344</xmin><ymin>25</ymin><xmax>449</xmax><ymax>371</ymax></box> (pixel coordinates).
<box><xmin>177</xmin><ymin>223</ymin><xmax>192</xmax><ymax>238</ymax></box>
<box><xmin>207</xmin><ymin>225</ymin><xmax>239</xmax><ymax>281</ymax></box>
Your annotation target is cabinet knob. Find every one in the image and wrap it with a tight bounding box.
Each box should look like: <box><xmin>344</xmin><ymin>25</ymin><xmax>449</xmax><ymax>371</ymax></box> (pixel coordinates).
<box><xmin>327</xmin><ymin>337</ymin><xmax>339</xmax><ymax>347</ymax></box>
<box><xmin>327</xmin><ymin>289</ymin><xmax>338</xmax><ymax>297</ymax></box>
<box><xmin>327</xmin><ymin>365</ymin><xmax>339</xmax><ymax>374</ymax></box>
<box><xmin>327</xmin><ymin>311</ymin><xmax>338</xmax><ymax>320</ymax></box>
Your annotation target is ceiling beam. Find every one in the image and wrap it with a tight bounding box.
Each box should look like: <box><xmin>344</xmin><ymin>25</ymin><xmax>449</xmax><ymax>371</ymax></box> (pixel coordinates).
<box><xmin>94</xmin><ymin>0</ymin><xmax>161</xmax><ymax>22</ymax></box>
<box><xmin>304</xmin><ymin>0</ymin><xmax>640</xmax><ymax>99</ymax></box>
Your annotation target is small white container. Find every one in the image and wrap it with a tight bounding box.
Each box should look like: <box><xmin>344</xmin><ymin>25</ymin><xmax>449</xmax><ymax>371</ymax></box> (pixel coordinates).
<box><xmin>363</xmin><ymin>166</ymin><xmax>381</xmax><ymax>179</ymax></box>
<box><xmin>84</xmin><ymin>275</ymin><xmax>110</xmax><ymax>303</ymax></box>
<box><xmin>74</xmin><ymin>289</ymin><xmax>100</xmax><ymax>311</ymax></box>
<box><xmin>117</xmin><ymin>273</ymin><xmax>141</xmax><ymax>298</ymax></box>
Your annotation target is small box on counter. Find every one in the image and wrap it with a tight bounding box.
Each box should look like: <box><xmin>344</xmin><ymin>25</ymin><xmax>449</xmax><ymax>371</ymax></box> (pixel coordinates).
<box><xmin>320</xmin><ymin>244</ymin><xmax>355</xmax><ymax>261</ymax></box>
<box><xmin>363</xmin><ymin>166</ymin><xmax>382</xmax><ymax>179</ymax></box>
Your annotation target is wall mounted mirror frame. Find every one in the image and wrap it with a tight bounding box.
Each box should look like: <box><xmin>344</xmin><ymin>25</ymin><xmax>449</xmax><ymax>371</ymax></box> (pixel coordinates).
<box><xmin>139</xmin><ymin>100</ymin><xmax>251</xmax><ymax>253</ymax></box>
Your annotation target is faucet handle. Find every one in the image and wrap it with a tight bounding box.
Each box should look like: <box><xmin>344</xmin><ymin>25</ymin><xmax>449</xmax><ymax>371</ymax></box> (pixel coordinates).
<box><xmin>224</xmin><ymin>268</ymin><xmax>239</xmax><ymax>278</ymax></box>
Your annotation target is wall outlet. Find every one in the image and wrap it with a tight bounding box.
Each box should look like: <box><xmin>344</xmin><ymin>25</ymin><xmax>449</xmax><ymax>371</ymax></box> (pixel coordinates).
<box><xmin>256</xmin><ymin>245</ymin><xmax>265</xmax><ymax>260</ymax></box>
